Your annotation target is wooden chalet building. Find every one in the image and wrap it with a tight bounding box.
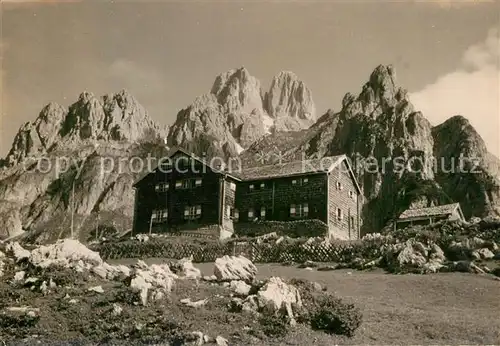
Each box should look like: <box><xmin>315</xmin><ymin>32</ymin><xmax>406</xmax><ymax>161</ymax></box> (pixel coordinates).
<box><xmin>394</xmin><ymin>202</ymin><xmax>465</xmax><ymax>231</ymax></box>
<box><xmin>132</xmin><ymin>148</ymin><xmax>363</xmax><ymax>240</ymax></box>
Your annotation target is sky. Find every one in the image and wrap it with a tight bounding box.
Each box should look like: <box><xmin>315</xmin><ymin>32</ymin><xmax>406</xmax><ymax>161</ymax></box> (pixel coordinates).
<box><xmin>1</xmin><ymin>0</ymin><xmax>499</xmax><ymax>157</ymax></box>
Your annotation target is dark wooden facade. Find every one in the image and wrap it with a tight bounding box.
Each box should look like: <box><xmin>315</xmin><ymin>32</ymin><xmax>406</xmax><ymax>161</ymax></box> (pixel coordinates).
<box><xmin>132</xmin><ymin>149</ymin><xmax>362</xmax><ymax>240</ymax></box>
<box><xmin>234</xmin><ymin>173</ymin><xmax>329</xmax><ymax>224</ymax></box>
<box><xmin>133</xmin><ymin>151</ymin><xmax>226</xmax><ymax>235</ymax></box>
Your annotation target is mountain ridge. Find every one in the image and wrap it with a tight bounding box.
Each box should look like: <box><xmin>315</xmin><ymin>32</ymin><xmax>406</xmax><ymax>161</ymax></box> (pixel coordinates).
<box><xmin>1</xmin><ymin>64</ymin><xmax>499</xmax><ymax>241</ymax></box>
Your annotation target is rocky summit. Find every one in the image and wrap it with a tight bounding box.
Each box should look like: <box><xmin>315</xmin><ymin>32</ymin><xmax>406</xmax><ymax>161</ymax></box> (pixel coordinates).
<box><xmin>1</xmin><ymin>64</ymin><xmax>499</xmax><ymax>241</ymax></box>
<box><xmin>167</xmin><ymin>67</ymin><xmax>317</xmax><ymax>160</ymax></box>
<box><xmin>0</xmin><ymin>90</ymin><xmax>169</xmax><ymax>241</ymax></box>
<box><xmin>241</xmin><ymin>65</ymin><xmax>500</xmax><ymax>233</ymax></box>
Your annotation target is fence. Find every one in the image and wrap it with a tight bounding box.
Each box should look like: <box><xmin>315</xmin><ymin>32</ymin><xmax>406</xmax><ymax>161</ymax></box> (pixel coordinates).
<box><xmin>93</xmin><ymin>237</ymin><xmax>392</xmax><ymax>263</ymax></box>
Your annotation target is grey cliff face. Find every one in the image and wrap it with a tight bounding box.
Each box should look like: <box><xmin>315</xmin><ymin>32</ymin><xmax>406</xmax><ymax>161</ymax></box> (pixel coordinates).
<box><xmin>432</xmin><ymin>115</ymin><xmax>500</xmax><ymax>219</ymax></box>
<box><xmin>264</xmin><ymin>71</ymin><xmax>317</xmax><ymax>131</ymax></box>
<box><xmin>167</xmin><ymin>67</ymin><xmax>316</xmax><ymax>160</ymax></box>
<box><xmin>0</xmin><ymin>91</ymin><xmax>169</xmax><ymax>241</ymax></box>
<box><xmin>241</xmin><ymin>64</ymin><xmax>499</xmax><ymax>234</ymax></box>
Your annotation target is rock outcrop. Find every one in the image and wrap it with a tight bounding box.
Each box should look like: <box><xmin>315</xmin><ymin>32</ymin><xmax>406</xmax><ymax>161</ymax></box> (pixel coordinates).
<box><xmin>0</xmin><ymin>91</ymin><xmax>170</xmax><ymax>241</ymax></box>
<box><xmin>241</xmin><ymin>64</ymin><xmax>500</xmax><ymax>233</ymax></box>
<box><xmin>167</xmin><ymin>67</ymin><xmax>316</xmax><ymax>160</ymax></box>
<box><xmin>213</xmin><ymin>255</ymin><xmax>257</xmax><ymax>282</ymax></box>
<box><xmin>4</xmin><ymin>90</ymin><xmax>168</xmax><ymax>167</ymax></box>
<box><xmin>432</xmin><ymin>115</ymin><xmax>500</xmax><ymax>219</ymax></box>
<box><xmin>264</xmin><ymin>71</ymin><xmax>316</xmax><ymax>131</ymax></box>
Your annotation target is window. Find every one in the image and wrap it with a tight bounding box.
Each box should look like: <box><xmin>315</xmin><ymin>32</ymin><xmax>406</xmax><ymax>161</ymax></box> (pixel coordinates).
<box><xmin>227</xmin><ymin>207</ymin><xmax>239</xmax><ymax>220</ymax></box>
<box><xmin>336</xmin><ymin>181</ymin><xmax>343</xmax><ymax>190</ymax></box>
<box><xmin>337</xmin><ymin>208</ymin><xmax>343</xmax><ymax>221</ymax></box>
<box><xmin>349</xmin><ymin>190</ymin><xmax>354</xmax><ymax>199</ymax></box>
<box><xmin>290</xmin><ymin>203</ymin><xmax>309</xmax><ymax>218</ymax></box>
<box><xmin>260</xmin><ymin>207</ymin><xmax>266</xmax><ymax>220</ymax></box>
<box><xmin>248</xmin><ymin>208</ymin><xmax>255</xmax><ymax>219</ymax></box>
<box><xmin>260</xmin><ymin>182</ymin><xmax>265</xmax><ymax>189</ymax></box>
<box><xmin>229</xmin><ymin>182</ymin><xmax>236</xmax><ymax>191</ymax></box>
<box><xmin>155</xmin><ymin>182</ymin><xmax>169</xmax><ymax>192</ymax></box>
<box><xmin>292</xmin><ymin>177</ymin><xmax>309</xmax><ymax>186</ymax></box>
<box><xmin>184</xmin><ymin>205</ymin><xmax>201</xmax><ymax>220</ymax></box>
<box><xmin>175</xmin><ymin>179</ymin><xmax>200</xmax><ymax>189</ymax></box>
<box><xmin>350</xmin><ymin>216</ymin><xmax>355</xmax><ymax>228</ymax></box>
<box><xmin>249</xmin><ymin>184</ymin><xmax>255</xmax><ymax>192</ymax></box>
<box><xmin>159</xmin><ymin>161</ymin><xmax>172</xmax><ymax>171</ymax></box>
<box><xmin>151</xmin><ymin>209</ymin><xmax>168</xmax><ymax>223</ymax></box>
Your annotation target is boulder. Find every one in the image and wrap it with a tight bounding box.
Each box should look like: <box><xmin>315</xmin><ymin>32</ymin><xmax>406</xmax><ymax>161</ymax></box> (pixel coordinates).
<box><xmin>214</xmin><ymin>255</ymin><xmax>257</xmax><ymax>282</ymax></box>
<box><xmin>256</xmin><ymin>277</ymin><xmax>302</xmax><ymax>325</ymax></box>
<box><xmin>180</xmin><ymin>298</ymin><xmax>208</xmax><ymax>308</ymax></box>
<box><xmin>29</xmin><ymin>239</ymin><xmax>103</xmax><ymax>269</ymax></box>
<box><xmin>472</xmin><ymin>248</ymin><xmax>495</xmax><ymax>260</ymax></box>
<box><xmin>449</xmin><ymin>261</ymin><xmax>485</xmax><ymax>274</ymax></box>
<box><xmin>112</xmin><ymin>303</ymin><xmax>123</xmax><ymax>316</ymax></box>
<box><xmin>6</xmin><ymin>242</ymin><xmax>31</xmax><ymax>262</ymax></box>
<box><xmin>13</xmin><ymin>270</ymin><xmax>26</xmax><ymax>282</ymax></box>
<box><xmin>129</xmin><ymin>261</ymin><xmax>177</xmax><ymax>305</ymax></box>
<box><xmin>88</xmin><ymin>285</ymin><xmax>104</xmax><ymax>294</ymax></box>
<box><xmin>176</xmin><ymin>256</ymin><xmax>202</xmax><ymax>280</ymax></box>
<box><xmin>396</xmin><ymin>240</ymin><xmax>428</xmax><ymax>268</ymax></box>
<box><xmin>92</xmin><ymin>262</ymin><xmax>130</xmax><ymax>280</ymax></box>
<box><xmin>215</xmin><ymin>336</ymin><xmax>229</xmax><ymax>346</ymax></box>
<box><xmin>230</xmin><ymin>280</ymin><xmax>251</xmax><ymax>296</ymax></box>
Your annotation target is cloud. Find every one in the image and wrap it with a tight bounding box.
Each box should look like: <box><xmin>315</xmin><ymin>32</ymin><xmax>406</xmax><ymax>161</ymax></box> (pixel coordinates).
<box><xmin>411</xmin><ymin>28</ymin><xmax>500</xmax><ymax>157</ymax></box>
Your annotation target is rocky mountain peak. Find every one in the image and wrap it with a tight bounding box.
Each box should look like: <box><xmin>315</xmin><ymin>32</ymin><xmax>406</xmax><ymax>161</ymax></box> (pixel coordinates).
<box><xmin>168</xmin><ymin>67</ymin><xmax>316</xmax><ymax>159</ymax></box>
<box><xmin>264</xmin><ymin>70</ymin><xmax>316</xmax><ymax>131</ymax></box>
<box><xmin>210</xmin><ymin>67</ymin><xmax>264</xmax><ymax>116</ymax></box>
<box><xmin>3</xmin><ymin>90</ymin><xmax>168</xmax><ymax>167</ymax></box>
<box><xmin>340</xmin><ymin>64</ymin><xmax>413</xmax><ymax>121</ymax></box>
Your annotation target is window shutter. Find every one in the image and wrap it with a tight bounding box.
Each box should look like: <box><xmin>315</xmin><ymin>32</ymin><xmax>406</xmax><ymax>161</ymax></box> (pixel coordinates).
<box><xmin>196</xmin><ymin>206</ymin><xmax>202</xmax><ymax>215</ymax></box>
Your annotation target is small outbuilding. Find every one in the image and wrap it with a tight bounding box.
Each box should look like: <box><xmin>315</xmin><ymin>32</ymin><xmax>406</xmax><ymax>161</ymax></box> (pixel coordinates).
<box><xmin>394</xmin><ymin>202</ymin><xmax>465</xmax><ymax>231</ymax></box>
